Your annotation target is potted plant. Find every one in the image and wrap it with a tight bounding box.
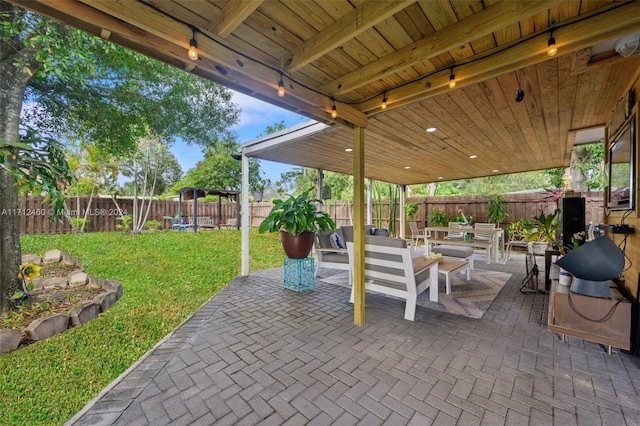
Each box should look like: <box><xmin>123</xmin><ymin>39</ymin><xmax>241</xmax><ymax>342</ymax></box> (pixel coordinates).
<box><xmin>507</xmin><ymin>217</ymin><xmax>535</xmax><ymax>240</ymax></box>
<box><xmin>486</xmin><ymin>195</ymin><xmax>509</xmax><ymax>226</ymax></box>
<box><xmin>404</xmin><ymin>202</ymin><xmax>418</xmax><ymax>220</ymax></box>
<box><xmin>527</xmin><ymin>208</ymin><xmax>560</xmax><ymax>254</ymax></box>
<box><xmin>251</xmin><ymin>178</ymin><xmax>269</xmax><ymax>202</ymax></box>
<box><xmin>258</xmin><ymin>191</ymin><xmax>336</xmax><ymax>259</ymax></box>
<box><xmin>428</xmin><ymin>210</ymin><xmax>448</xmax><ymax>227</ymax></box>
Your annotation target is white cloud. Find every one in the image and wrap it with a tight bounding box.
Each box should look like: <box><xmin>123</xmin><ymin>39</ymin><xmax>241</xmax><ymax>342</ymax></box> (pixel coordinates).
<box><xmin>231</xmin><ymin>91</ymin><xmax>306</xmax><ymax>135</ymax></box>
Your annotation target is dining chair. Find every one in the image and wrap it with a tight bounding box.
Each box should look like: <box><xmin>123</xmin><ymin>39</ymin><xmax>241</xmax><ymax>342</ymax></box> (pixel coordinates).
<box><xmin>444</xmin><ymin>222</ymin><xmax>464</xmax><ymax>240</ymax></box>
<box><xmin>473</xmin><ymin>222</ymin><xmax>495</xmax><ymax>241</ymax></box>
<box><xmin>409</xmin><ymin>221</ymin><xmax>429</xmax><ymax>247</ymax></box>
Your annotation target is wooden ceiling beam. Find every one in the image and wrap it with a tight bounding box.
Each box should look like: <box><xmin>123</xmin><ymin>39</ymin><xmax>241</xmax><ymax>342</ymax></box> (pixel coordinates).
<box><xmin>205</xmin><ymin>0</ymin><xmax>263</xmax><ymax>38</ymax></box>
<box><xmin>357</xmin><ymin>1</ymin><xmax>640</xmax><ymax>115</ymax></box>
<box><xmin>73</xmin><ymin>0</ymin><xmax>368</xmax><ymax>127</ymax></box>
<box><xmin>320</xmin><ymin>0</ymin><xmax>564</xmax><ymax>96</ymax></box>
<box><xmin>282</xmin><ymin>0</ymin><xmax>415</xmax><ymax>73</ymax></box>
<box><xmin>10</xmin><ymin>0</ymin><xmax>366</xmax><ymax>127</ymax></box>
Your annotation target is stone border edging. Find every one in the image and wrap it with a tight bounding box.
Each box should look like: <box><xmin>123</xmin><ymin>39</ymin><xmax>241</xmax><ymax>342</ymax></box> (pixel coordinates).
<box><xmin>0</xmin><ymin>249</ymin><xmax>123</xmax><ymax>355</ymax></box>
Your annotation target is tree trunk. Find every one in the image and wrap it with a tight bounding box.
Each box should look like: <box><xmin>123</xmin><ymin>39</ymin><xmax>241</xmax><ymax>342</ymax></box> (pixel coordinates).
<box><xmin>0</xmin><ymin>2</ymin><xmax>37</xmax><ymax>312</ymax></box>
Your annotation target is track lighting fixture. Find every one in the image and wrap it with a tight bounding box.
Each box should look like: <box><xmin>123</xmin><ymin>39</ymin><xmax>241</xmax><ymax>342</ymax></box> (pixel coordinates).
<box><xmin>448</xmin><ymin>68</ymin><xmax>456</xmax><ymax>89</ymax></box>
<box><xmin>381</xmin><ymin>92</ymin><xmax>387</xmax><ymax>110</ymax></box>
<box><xmin>277</xmin><ymin>73</ymin><xmax>285</xmax><ymax>97</ymax></box>
<box><xmin>331</xmin><ymin>97</ymin><xmax>337</xmax><ymax>119</ymax></box>
<box><xmin>188</xmin><ymin>25</ymin><xmax>198</xmax><ymax>60</ymax></box>
<box><xmin>547</xmin><ymin>31</ymin><xmax>557</xmax><ymax>56</ymax></box>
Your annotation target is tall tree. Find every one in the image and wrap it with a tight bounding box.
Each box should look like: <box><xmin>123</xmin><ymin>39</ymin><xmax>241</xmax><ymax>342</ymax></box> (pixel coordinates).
<box><xmin>0</xmin><ymin>2</ymin><xmax>239</xmax><ymax>312</ymax></box>
<box><xmin>173</xmin><ymin>133</ymin><xmax>261</xmax><ymax>191</ymax></box>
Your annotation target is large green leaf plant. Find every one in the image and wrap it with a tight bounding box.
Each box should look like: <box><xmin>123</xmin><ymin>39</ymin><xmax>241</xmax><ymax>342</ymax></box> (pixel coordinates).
<box><xmin>258</xmin><ymin>191</ymin><xmax>335</xmax><ymax>236</ymax></box>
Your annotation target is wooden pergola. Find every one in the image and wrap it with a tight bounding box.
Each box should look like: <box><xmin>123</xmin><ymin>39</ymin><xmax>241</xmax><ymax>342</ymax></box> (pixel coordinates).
<box><xmin>10</xmin><ymin>0</ymin><xmax>640</xmax><ymax>325</ymax></box>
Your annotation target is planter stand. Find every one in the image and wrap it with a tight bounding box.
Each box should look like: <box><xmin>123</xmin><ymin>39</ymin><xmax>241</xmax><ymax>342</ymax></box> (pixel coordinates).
<box><xmin>283</xmin><ymin>257</ymin><xmax>314</xmax><ymax>292</ymax></box>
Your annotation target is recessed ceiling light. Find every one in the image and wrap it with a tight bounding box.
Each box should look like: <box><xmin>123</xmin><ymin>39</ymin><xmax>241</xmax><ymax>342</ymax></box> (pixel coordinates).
<box><xmin>438</xmin><ymin>176</ymin><xmax>443</xmax><ymax>180</ymax></box>
<box><xmin>469</xmin><ymin>155</ymin><xmax>478</xmax><ymax>159</ymax></box>
<box><xmin>404</xmin><ymin>166</ymin><xmax>411</xmax><ymax>169</ymax></box>
<box><xmin>492</xmin><ymin>169</ymin><xmax>499</xmax><ymax>173</ymax></box>
<box><xmin>426</xmin><ymin>127</ymin><xmax>437</xmax><ymax>133</ymax></box>
<box><xmin>345</xmin><ymin>148</ymin><xmax>352</xmax><ymax>152</ymax></box>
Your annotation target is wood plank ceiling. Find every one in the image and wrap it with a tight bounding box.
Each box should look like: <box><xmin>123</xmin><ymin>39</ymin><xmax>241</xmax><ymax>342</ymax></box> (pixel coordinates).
<box><xmin>9</xmin><ymin>0</ymin><xmax>640</xmax><ymax>185</ymax></box>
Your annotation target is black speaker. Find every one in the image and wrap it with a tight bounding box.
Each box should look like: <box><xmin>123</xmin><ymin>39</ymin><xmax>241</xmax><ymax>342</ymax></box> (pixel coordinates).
<box><xmin>560</xmin><ymin>197</ymin><xmax>585</xmax><ymax>248</ymax></box>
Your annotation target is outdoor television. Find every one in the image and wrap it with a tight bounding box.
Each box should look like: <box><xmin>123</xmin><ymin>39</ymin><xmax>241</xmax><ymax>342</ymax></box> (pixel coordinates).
<box><xmin>607</xmin><ymin>115</ymin><xmax>635</xmax><ymax>210</ymax></box>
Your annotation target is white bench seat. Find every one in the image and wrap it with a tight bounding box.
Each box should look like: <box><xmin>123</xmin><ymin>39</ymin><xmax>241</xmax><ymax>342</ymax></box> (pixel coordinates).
<box><xmin>347</xmin><ymin>237</ymin><xmax>438</xmax><ymax>321</ymax></box>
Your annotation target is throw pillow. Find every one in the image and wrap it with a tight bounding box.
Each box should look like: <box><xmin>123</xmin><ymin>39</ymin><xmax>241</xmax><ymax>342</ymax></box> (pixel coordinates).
<box><xmin>329</xmin><ymin>232</ymin><xmax>346</xmax><ymax>249</ymax></box>
<box><xmin>374</xmin><ymin>228</ymin><xmax>390</xmax><ymax>237</ymax></box>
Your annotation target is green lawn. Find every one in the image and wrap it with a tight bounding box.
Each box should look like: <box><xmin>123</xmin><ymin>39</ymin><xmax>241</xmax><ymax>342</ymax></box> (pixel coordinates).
<box><xmin>0</xmin><ymin>230</ymin><xmax>283</xmax><ymax>425</ymax></box>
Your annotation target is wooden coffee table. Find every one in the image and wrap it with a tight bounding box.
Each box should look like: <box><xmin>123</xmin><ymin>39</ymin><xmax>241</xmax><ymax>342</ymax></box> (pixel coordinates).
<box><xmin>438</xmin><ymin>259</ymin><xmax>470</xmax><ymax>294</ymax></box>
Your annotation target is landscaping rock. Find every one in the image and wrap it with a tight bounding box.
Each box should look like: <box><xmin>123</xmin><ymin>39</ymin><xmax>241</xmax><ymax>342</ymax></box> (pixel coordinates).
<box><xmin>42</xmin><ymin>249</ymin><xmax>63</xmax><ymax>264</ymax></box>
<box><xmin>94</xmin><ymin>291</ymin><xmax>118</xmax><ymax>312</ymax></box>
<box><xmin>31</xmin><ymin>276</ymin><xmax>45</xmax><ymax>291</ymax></box>
<box><xmin>0</xmin><ymin>329</ymin><xmax>22</xmax><ymax>354</ymax></box>
<box><xmin>62</xmin><ymin>252</ymin><xmax>79</xmax><ymax>266</ymax></box>
<box><xmin>69</xmin><ymin>302</ymin><xmax>101</xmax><ymax>326</ymax></box>
<box><xmin>88</xmin><ymin>276</ymin><xmax>106</xmax><ymax>289</ymax></box>
<box><xmin>42</xmin><ymin>276</ymin><xmax>68</xmax><ymax>289</ymax></box>
<box><xmin>103</xmin><ymin>280</ymin><xmax>123</xmax><ymax>300</ymax></box>
<box><xmin>21</xmin><ymin>254</ymin><xmax>42</xmax><ymax>264</ymax></box>
<box><xmin>68</xmin><ymin>271</ymin><xmax>89</xmax><ymax>287</ymax></box>
<box><xmin>25</xmin><ymin>313</ymin><xmax>69</xmax><ymax>341</ymax></box>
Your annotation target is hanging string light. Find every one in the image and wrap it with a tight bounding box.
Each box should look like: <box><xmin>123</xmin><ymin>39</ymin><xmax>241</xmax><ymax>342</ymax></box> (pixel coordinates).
<box><xmin>187</xmin><ymin>25</ymin><xmax>198</xmax><ymax>60</ymax></box>
<box><xmin>277</xmin><ymin>72</ymin><xmax>285</xmax><ymax>97</ymax></box>
<box><xmin>330</xmin><ymin>97</ymin><xmax>337</xmax><ymax>119</ymax></box>
<box><xmin>381</xmin><ymin>91</ymin><xmax>387</xmax><ymax>110</ymax></box>
<box><xmin>448</xmin><ymin>68</ymin><xmax>456</xmax><ymax>89</ymax></box>
<box><xmin>547</xmin><ymin>30</ymin><xmax>557</xmax><ymax>56</ymax></box>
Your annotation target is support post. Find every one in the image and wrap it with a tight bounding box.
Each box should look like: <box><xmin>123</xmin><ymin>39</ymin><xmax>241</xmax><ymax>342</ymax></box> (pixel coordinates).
<box><xmin>241</xmin><ymin>151</ymin><xmax>250</xmax><ymax>276</ymax></box>
<box><xmin>399</xmin><ymin>185</ymin><xmax>406</xmax><ymax>240</ymax></box>
<box><xmin>353</xmin><ymin>126</ymin><xmax>366</xmax><ymax>326</ymax></box>
<box><xmin>367</xmin><ymin>178</ymin><xmax>373</xmax><ymax>225</ymax></box>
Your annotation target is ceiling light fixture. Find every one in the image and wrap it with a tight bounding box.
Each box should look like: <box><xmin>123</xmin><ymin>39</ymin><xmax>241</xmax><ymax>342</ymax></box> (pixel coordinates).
<box><xmin>381</xmin><ymin>92</ymin><xmax>387</xmax><ymax>110</ymax></box>
<box><xmin>547</xmin><ymin>31</ymin><xmax>557</xmax><ymax>56</ymax></box>
<box><xmin>448</xmin><ymin>68</ymin><xmax>456</xmax><ymax>89</ymax></box>
<box><xmin>345</xmin><ymin>148</ymin><xmax>352</xmax><ymax>152</ymax></box>
<box><xmin>469</xmin><ymin>154</ymin><xmax>477</xmax><ymax>159</ymax></box>
<box><xmin>426</xmin><ymin>127</ymin><xmax>437</xmax><ymax>133</ymax></box>
<box><xmin>404</xmin><ymin>166</ymin><xmax>411</xmax><ymax>169</ymax></box>
<box><xmin>277</xmin><ymin>73</ymin><xmax>285</xmax><ymax>97</ymax></box>
<box><xmin>330</xmin><ymin>97</ymin><xmax>337</xmax><ymax>119</ymax></box>
<box><xmin>187</xmin><ymin>25</ymin><xmax>198</xmax><ymax>60</ymax></box>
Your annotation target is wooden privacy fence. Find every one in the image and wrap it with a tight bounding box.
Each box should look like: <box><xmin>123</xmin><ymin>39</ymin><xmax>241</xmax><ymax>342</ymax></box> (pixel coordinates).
<box><xmin>17</xmin><ymin>191</ymin><xmax>604</xmax><ymax>235</ymax></box>
<box><xmin>16</xmin><ymin>196</ymin><xmax>238</xmax><ymax>234</ymax></box>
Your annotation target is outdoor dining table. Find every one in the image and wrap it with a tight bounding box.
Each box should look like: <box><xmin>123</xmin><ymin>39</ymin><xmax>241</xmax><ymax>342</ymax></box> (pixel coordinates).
<box><xmin>424</xmin><ymin>226</ymin><xmax>505</xmax><ymax>263</ymax></box>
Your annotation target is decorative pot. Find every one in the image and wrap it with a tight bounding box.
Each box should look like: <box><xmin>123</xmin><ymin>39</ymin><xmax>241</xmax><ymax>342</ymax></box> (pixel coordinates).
<box><xmin>252</xmin><ymin>191</ymin><xmax>263</xmax><ymax>202</ymax></box>
<box><xmin>280</xmin><ymin>231</ymin><xmax>315</xmax><ymax>259</ymax></box>
<box><xmin>558</xmin><ymin>267</ymin><xmax>573</xmax><ymax>286</ymax></box>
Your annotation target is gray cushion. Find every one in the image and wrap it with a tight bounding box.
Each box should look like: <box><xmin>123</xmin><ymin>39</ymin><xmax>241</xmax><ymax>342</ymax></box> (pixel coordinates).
<box><xmin>363</xmin><ymin>236</ymin><xmax>408</xmax><ymax>279</ymax></box>
<box><xmin>364</xmin><ymin>235</ymin><xmax>406</xmax><ymax>248</ymax></box>
<box><xmin>340</xmin><ymin>225</ymin><xmax>375</xmax><ymax>243</ymax></box>
<box><xmin>431</xmin><ymin>245</ymin><xmax>474</xmax><ymax>258</ymax></box>
<box><xmin>316</xmin><ymin>230</ymin><xmax>334</xmax><ymax>249</ymax></box>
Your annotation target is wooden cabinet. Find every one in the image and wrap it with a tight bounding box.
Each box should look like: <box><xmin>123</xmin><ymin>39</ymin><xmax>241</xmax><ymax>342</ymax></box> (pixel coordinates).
<box><xmin>548</xmin><ymin>281</ymin><xmax>631</xmax><ymax>351</ymax></box>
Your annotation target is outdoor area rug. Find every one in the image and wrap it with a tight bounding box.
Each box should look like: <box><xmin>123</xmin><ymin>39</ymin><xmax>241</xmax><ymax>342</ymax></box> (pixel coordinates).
<box><xmin>319</xmin><ymin>269</ymin><xmax>511</xmax><ymax>319</ymax></box>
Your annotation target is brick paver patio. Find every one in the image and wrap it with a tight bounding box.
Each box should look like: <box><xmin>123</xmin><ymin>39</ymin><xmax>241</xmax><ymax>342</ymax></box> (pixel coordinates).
<box><xmin>66</xmin><ymin>253</ymin><xmax>640</xmax><ymax>425</ymax></box>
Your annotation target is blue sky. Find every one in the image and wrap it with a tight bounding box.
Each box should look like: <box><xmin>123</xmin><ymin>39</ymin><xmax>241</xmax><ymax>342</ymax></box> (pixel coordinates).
<box><xmin>171</xmin><ymin>91</ymin><xmax>309</xmax><ymax>182</ymax></box>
